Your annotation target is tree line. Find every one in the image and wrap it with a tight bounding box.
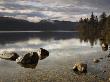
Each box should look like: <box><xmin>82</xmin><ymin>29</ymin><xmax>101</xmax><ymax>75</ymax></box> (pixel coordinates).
<box><xmin>78</xmin><ymin>12</ymin><xmax>110</xmax><ymax>46</ymax></box>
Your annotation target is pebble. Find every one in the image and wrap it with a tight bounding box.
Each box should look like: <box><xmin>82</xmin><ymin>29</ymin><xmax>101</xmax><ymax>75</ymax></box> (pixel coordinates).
<box><xmin>93</xmin><ymin>59</ymin><xmax>100</xmax><ymax>63</ymax></box>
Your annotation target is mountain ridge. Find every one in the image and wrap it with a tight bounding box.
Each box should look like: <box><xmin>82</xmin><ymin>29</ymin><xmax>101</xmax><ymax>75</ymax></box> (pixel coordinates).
<box><xmin>0</xmin><ymin>17</ymin><xmax>78</xmax><ymax>31</ymax></box>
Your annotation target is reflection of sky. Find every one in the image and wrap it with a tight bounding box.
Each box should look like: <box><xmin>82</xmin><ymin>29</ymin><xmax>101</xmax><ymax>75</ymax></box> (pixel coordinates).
<box><xmin>0</xmin><ymin>38</ymin><xmax>101</xmax><ymax>54</ymax></box>
<box><xmin>0</xmin><ymin>0</ymin><xmax>110</xmax><ymax>22</ymax></box>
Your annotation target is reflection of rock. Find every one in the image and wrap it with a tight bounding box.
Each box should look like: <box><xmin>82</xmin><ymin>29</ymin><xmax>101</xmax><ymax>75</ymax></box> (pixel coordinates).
<box><xmin>16</xmin><ymin>48</ymin><xmax>49</xmax><ymax>68</ymax></box>
<box><xmin>73</xmin><ymin>63</ymin><xmax>87</xmax><ymax>74</ymax></box>
<box><xmin>0</xmin><ymin>52</ymin><xmax>19</xmax><ymax>61</ymax></box>
<box><xmin>101</xmin><ymin>43</ymin><xmax>108</xmax><ymax>51</ymax></box>
<box><xmin>93</xmin><ymin>59</ymin><xmax>100</xmax><ymax>63</ymax></box>
<box><xmin>17</xmin><ymin>62</ymin><xmax>38</xmax><ymax>69</ymax></box>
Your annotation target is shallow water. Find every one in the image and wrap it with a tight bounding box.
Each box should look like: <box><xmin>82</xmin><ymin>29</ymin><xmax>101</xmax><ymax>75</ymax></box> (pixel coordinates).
<box><xmin>0</xmin><ymin>32</ymin><xmax>109</xmax><ymax>82</ymax></box>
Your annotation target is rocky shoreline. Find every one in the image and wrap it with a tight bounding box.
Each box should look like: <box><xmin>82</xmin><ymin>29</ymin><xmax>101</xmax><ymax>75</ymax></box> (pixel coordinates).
<box><xmin>0</xmin><ymin>47</ymin><xmax>109</xmax><ymax>82</ymax></box>
<box><xmin>0</xmin><ymin>48</ymin><xmax>49</xmax><ymax>68</ymax></box>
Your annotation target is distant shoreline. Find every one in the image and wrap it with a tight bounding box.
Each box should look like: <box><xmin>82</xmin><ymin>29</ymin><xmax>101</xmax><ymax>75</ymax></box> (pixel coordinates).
<box><xmin>0</xmin><ymin>31</ymin><xmax>78</xmax><ymax>33</ymax></box>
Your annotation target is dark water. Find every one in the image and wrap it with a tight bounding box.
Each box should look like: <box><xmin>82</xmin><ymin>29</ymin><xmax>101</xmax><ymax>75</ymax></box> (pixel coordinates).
<box><xmin>0</xmin><ymin>31</ymin><xmax>79</xmax><ymax>44</ymax></box>
<box><xmin>0</xmin><ymin>31</ymin><xmax>109</xmax><ymax>82</ymax></box>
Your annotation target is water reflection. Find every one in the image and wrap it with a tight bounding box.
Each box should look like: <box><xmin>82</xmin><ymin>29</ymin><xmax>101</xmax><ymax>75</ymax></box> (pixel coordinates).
<box><xmin>0</xmin><ymin>32</ymin><xmax>79</xmax><ymax>45</ymax></box>
<box><xmin>0</xmin><ymin>31</ymin><xmax>108</xmax><ymax>52</ymax></box>
<box><xmin>0</xmin><ymin>31</ymin><xmax>109</xmax><ymax>82</ymax></box>
<box><xmin>0</xmin><ymin>31</ymin><xmax>102</xmax><ymax>53</ymax></box>
<box><xmin>0</xmin><ymin>31</ymin><xmax>108</xmax><ymax>69</ymax></box>
<box><xmin>79</xmin><ymin>29</ymin><xmax>110</xmax><ymax>51</ymax></box>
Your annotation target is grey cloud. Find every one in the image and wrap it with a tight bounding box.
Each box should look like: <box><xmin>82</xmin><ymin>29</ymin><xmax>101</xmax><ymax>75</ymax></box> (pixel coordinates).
<box><xmin>0</xmin><ymin>11</ymin><xmax>48</xmax><ymax>18</ymax></box>
<box><xmin>0</xmin><ymin>0</ymin><xmax>109</xmax><ymax>22</ymax></box>
<box><xmin>38</xmin><ymin>0</ymin><xmax>110</xmax><ymax>11</ymax></box>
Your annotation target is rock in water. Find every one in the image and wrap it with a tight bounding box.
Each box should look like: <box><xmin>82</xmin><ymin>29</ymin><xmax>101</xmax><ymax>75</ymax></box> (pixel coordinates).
<box><xmin>16</xmin><ymin>52</ymin><xmax>39</xmax><ymax>64</ymax></box>
<box><xmin>16</xmin><ymin>52</ymin><xmax>39</xmax><ymax>68</ymax></box>
<box><xmin>16</xmin><ymin>48</ymin><xmax>49</xmax><ymax>68</ymax></box>
<box><xmin>73</xmin><ymin>63</ymin><xmax>87</xmax><ymax>73</ymax></box>
<box><xmin>93</xmin><ymin>59</ymin><xmax>100</xmax><ymax>63</ymax></box>
<box><xmin>101</xmin><ymin>43</ymin><xmax>108</xmax><ymax>51</ymax></box>
<box><xmin>37</xmin><ymin>48</ymin><xmax>49</xmax><ymax>60</ymax></box>
<box><xmin>0</xmin><ymin>52</ymin><xmax>19</xmax><ymax>61</ymax></box>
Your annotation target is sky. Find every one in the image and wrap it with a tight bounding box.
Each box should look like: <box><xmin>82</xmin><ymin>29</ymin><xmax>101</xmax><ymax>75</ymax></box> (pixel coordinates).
<box><xmin>0</xmin><ymin>0</ymin><xmax>110</xmax><ymax>22</ymax></box>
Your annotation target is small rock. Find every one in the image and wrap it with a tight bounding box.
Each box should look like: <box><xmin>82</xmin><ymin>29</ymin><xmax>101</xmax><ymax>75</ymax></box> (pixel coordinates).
<box><xmin>99</xmin><ymin>57</ymin><xmax>103</xmax><ymax>59</ymax></box>
<box><xmin>107</xmin><ymin>55</ymin><xmax>110</xmax><ymax>58</ymax></box>
<box><xmin>101</xmin><ymin>43</ymin><xmax>108</xmax><ymax>51</ymax></box>
<box><xmin>94</xmin><ymin>75</ymin><xmax>97</xmax><ymax>78</ymax></box>
<box><xmin>103</xmin><ymin>70</ymin><xmax>106</xmax><ymax>73</ymax></box>
<box><xmin>73</xmin><ymin>63</ymin><xmax>87</xmax><ymax>73</ymax></box>
<box><xmin>93</xmin><ymin>59</ymin><xmax>100</xmax><ymax>63</ymax></box>
<box><xmin>0</xmin><ymin>52</ymin><xmax>19</xmax><ymax>61</ymax></box>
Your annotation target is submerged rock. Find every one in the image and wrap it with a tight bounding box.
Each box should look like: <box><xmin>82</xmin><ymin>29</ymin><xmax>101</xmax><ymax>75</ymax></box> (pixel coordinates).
<box><xmin>16</xmin><ymin>48</ymin><xmax>49</xmax><ymax>68</ymax></box>
<box><xmin>73</xmin><ymin>63</ymin><xmax>87</xmax><ymax>73</ymax></box>
<box><xmin>0</xmin><ymin>52</ymin><xmax>19</xmax><ymax>61</ymax></box>
<box><xmin>93</xmin><ymin>59</ymin><xmax>100</xmax><ymax>63</ymax></box>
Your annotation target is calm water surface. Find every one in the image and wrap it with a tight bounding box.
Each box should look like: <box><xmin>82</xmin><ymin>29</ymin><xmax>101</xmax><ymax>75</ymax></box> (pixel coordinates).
<box><xmin>0</xmin><ymin>32</ymin><xmax>108</xmax><ymax>82</ymax></box>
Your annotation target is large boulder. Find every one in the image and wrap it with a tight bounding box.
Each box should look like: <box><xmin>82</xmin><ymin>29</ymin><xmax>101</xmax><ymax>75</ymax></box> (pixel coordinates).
<box><xmin>16</xmin><ymin>52</ymin><xmax>39</xmax><ymax>64</ymax></box>
<box><xmin>73</xmin><ymin>63</ymin><xmax>87</xmax><ymax>73</ymax></box>
<box><xmin>16</xmin><ymin>48</ymin><xmax>49</xmax><ymax>68</ymax></box>
<box><xmin>16</xmin><ymin>52</ymin><xmax>39</xmax><ymax>68</ymax></box>
<box><xmin>0</xmin><ymin>52</ymin><xmax>19</xmax><ymax>61</ymax></box>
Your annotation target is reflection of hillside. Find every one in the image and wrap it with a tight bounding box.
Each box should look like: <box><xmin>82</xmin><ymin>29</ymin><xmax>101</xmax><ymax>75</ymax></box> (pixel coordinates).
<box><xmin>0</xmin><ymin>32</ymin><xmax>79</xmax><ymax>45</ymax></box>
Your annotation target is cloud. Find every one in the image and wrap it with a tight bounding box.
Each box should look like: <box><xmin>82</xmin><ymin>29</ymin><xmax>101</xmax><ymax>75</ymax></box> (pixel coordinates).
<box><xmin>0</xmin><ymin>0</ymin><xmax>109</xmax><ymax>22</ymax></box>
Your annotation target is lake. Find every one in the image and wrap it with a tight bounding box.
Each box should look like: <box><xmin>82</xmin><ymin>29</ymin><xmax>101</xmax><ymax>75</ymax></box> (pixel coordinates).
<box><xmin>0</xmin><ymin>31</ymin><xmax>109</xmax><ymax>82</ymax></box>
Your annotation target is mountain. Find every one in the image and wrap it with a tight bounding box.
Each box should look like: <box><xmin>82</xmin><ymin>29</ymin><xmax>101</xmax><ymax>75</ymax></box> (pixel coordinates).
<box><xmin>0</xmin><ymin>17</ymin><xmax>78</xmax><ymax>31</ymax></box>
